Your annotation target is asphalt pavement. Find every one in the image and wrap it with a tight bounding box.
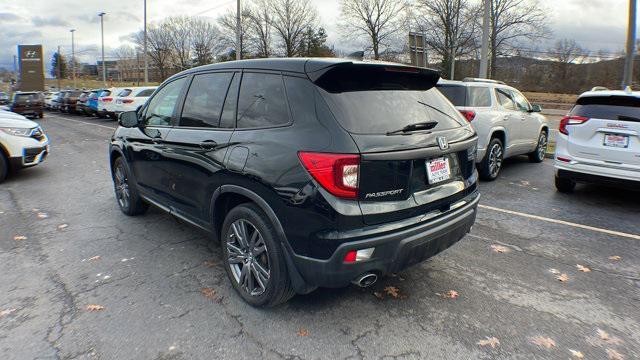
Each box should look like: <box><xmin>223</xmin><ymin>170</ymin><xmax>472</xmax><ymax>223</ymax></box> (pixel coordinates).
<box><xmin>1</xmin><ymin>112</ymin><xmax>638</xmax><ymax>360</ymax></box>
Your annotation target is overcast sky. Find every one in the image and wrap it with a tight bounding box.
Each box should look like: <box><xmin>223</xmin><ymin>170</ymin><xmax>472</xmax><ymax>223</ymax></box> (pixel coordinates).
<box><xmin>0</xmin><ymin>0</ymin><xmax>637</xmax><ymax>72</ymax></box>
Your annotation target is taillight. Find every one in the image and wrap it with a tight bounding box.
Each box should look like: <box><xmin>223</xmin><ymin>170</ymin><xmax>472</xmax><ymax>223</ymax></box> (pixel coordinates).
<box><xmin>122</xmin><ymin>99</ymin><xmax>134</xmax><ymax>104</ymax></box>
<box><xmin>298</xmin><ymin>152</ymin><xmax>360</xmax><ymax>199</ymax></box>
<box><xmin>459</xmin><ymin>110</ymin><xmax>476</xmax><ymax>122</ymax></box>
<box><xmin>559</xmin><ymin>115</ymin><xmax>588</xmax><ymax>135</ymax></box>
<box><xmin>102</xmin><ymin>97</ymin><xmax>112</xmax><ymax>102</ymax></box>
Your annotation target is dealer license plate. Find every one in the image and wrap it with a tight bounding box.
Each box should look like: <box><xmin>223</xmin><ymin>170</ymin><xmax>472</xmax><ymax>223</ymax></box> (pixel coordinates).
<box><xmin>426</xmin><ymin>157</ymin><xmax>451</xmax><ymax>184</ymax></box>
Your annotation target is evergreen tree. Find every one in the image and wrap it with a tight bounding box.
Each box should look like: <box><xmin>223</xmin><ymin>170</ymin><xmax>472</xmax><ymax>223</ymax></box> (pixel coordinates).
<box><xmin>51</xmin><ymin>52</ymin><xmax>67</xmax><ymax>79</ymax></box>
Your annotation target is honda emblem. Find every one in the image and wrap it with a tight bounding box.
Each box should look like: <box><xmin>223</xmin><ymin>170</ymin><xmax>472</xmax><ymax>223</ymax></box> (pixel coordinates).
<box><xmin>437</xmin><ymin>136</ymin><xmax>449</xmax><ymax>150</ymax></box>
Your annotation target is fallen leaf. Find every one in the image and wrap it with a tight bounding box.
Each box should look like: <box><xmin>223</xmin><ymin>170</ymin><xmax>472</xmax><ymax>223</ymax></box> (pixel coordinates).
<box><xmin>36</xmin><ymin>212</ymin><xmax>48</xmax><ymax>219</ymax></box>
<box><xmin>477</xmin><ymin>337</ymin><xmax>500</xmax><ymax>349</ymax></box>
<box><xmin>13</xmin><ymin>235</ymin><xmax>27</xmax><ymax>241</ymax></box>
<box><xmin>88</xmin><ymin>255</ymin><xmax>101</xmax><ymax>261</ymax></box>
<box><xmin>607</xmin><ymin>348</ymin><xmax>625</xmax><ymax>360</ymax></box>
<box><xmin>384</xmin><ymin>286</ymin><xmax>400</xmax><ymax>298</ymax></box>
<box><xmin>57</xmin><ymin>224</ymin><xmax>68</xmax><ymax>230</ymax></box>
<box><xmin>576</xmin><ymin>264</ymin><xmax>591</xmax><ymax>273</ymax></box>
<box><xmin>86</xmin><ymin>304</ymin><xmax>105</xmax><ymax>312</ymax></box>
<box><xmin>569</xmin><ymin>349</ymin><xmax>584</xmax><ymax>359</ymax></box>
<box><xmin>0</xmin><ymin>308</ymin><xmax>17</xmax><ymax>317</ymax></box>
<box><xmin>203</xmin><ymin>260</ymin><xmax>216</xmax><ymax>268</ymax></box>
<box><xmin>437</xmin><ymin>290</ymin><xmax>459</xmax><ymax>299</ymax></box>
<box><xmin>598</xmin><ymin>329</ymin><xmax>623</xmax><ymax>345</ymax></box>
<box><xmin>297</xmin><ymin>328</ymin><xmax>310</xmax><ymax>337</ymax></box>
<box><xmin>531</xmin><ymin>336</ymin><xmax>556</xmax><ymax>349</ymax></box>
<box><xmin>549</xmin><ymin>268</ymin><xmax>561</xmax><ymax>274</ymax></box>
<box><xmin>490</xmin><ymin>244</ymin><xmax>511</xmax><ymax>253</ymax></box>
<box><xmin>373</xmin><ymin>291</ymin><xmax>384</xmax><ymax>300</ymax></box>
<box><xmin>168</xmin><ymin>346</ymin><xmax>177</xmax><ymax>351</ymax></box>
<box><xmin>31</xmin><ymin>208</ymin><xmax>39</xmax><ymax>212</ymax></box>
<box><xmin>201</xmin><ymin>287</ymin><xmax>217</xmax><ymax>300</ymax></box>
<box><xmin>556</xmin><ymin>273</ymin><xmax>569</xmax><ymax>282</ymax></box>
<box><xmin>609</xmin><ymin>255</ymin><xmax>621</xmax><ymax>261</ymax></box>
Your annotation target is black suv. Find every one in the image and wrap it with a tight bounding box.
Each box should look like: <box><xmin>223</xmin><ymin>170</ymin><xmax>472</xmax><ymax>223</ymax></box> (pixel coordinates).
<box><xmin>110</xmin><ymin>58</ymin><xmax>479</xmax><ymax>306</ymax></box>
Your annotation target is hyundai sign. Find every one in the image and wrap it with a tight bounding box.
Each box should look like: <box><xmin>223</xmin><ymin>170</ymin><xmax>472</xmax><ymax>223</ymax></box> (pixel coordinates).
<box><xmin>18</xmin><ymin>45</ymin><xmax>45</xmax><ymax>91</ymax></box>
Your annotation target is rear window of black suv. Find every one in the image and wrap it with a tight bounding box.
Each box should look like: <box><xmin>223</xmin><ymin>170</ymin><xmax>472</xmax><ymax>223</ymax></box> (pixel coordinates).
<box><xmin>572</xmin><ymin>95</ymin><xmax>640</xmax><ymax>121</ymax></box>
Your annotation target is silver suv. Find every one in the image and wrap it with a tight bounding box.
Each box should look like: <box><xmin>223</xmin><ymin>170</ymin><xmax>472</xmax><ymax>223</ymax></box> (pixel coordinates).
<box><xmin>437</xmin><ymin>79</ymin><xmax>549</xmax><ymax>180</ymax></box>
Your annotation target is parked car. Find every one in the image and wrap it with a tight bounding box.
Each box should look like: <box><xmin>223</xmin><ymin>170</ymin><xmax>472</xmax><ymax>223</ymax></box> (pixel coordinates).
<box><xmin>86</xmin><ymin>89</ymin><xmax>104</xmax><ymax>116</ymax></box>
<box><xmin>110</xmin><ymin>58</ymin><xmax>480</xmax><ymax>306</ymax></box>
<box><xmin>9</xmin><ymin>92</ymin><xmax>44</xmax><ymax>119</ymax></box>
<box><xmin>113</xmin><ymin>86</ymin><xmax>156</xmax><ymax>116</ymax></box>
<box><xmin>554</xmin><ymin>89</ymin><xmax>640</xmax><ymax>192</ymax></box>
<box><xmin>60</xmin><ymin>90</ymin><xmax>83</xmax><ymax>113</ymax></box>
<box><xmin>75</xmin><ymin>91</ymin><xmax>91</xmax><ymax>115</ymax></box>
<box><xmin>437</xmin><ymin>78</ymin><xmax>549</xmax><ymax>180</ymax></box>
<box><xmin>0</xmin><ymin>91</ymin><xmax>9</xmax><ymax>105</ymax></box>
<box><xmin>51</xmin><ymin>91</ymin><xmax>66</xmax><ymax>111</ymax></box>
<box><xmin>0</xmin><ymin>109</ymin><xmax>49</xmax><ymax>183</ymax></box>
<box><xmin>97</xmin><ymin>87</ymin><xmax>124</xmax><ymax>118</ymax></box>
<box><xmin>44</xmin><ymin>92</ymin><xmax>59</xmax><ymax>110</ymax></box>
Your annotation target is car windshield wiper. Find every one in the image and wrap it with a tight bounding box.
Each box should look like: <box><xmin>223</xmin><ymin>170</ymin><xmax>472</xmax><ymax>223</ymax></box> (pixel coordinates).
<box><xmin>618</xmin><ymin>115</ymin><xmax>640</xmax><ymax>122</ymax></box>
<box><xmin>386</xmin><ymin>121</ymin><xmax>438</xmax><ymax>135</ymax></box>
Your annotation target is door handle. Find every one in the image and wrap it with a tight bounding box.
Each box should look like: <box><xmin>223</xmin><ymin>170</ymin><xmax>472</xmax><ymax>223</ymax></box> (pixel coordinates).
<box><xmin>503</xmin><ymin>115</ymin><xmax>509</xmax><ymax>121</ymax></box>
<box><xmin>200</xmin><ymin>140</ymin><xmax>218</xmax><ymax>149</ymax></box>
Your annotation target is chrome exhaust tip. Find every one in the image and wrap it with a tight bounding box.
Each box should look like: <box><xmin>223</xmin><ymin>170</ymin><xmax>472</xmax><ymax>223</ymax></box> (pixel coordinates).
<box><xmin>352</xmin><ymin>273</ymin><xmax>378</xmax><ymax>288</ymax></box>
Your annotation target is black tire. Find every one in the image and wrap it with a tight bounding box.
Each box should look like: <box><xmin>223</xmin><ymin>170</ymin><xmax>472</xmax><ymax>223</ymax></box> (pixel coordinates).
<box><xmin>528</xmin><ymin>131</ymin><xmax>548</xmax><ymax>163</ymax></box>
<box><xmin>111</xmin><ymin>157</ymin><xmax>148</xmax><ymax>216</ymax></box>
<box><xmin>38</xmin><ymin>112</ymin><xmax>43</xmax><ymax>119</ymax></box>
<box><xmin>0</xmin><ymin>151</ymin><xmax>8</xmax><ymax>184</ymax></box>
<box><xmin>479</xmin><ymin>137</ymin><xmax>504</xmax><ymax>181</ymax></box>
<box><xmin>555</xmin><ymin>176</ymin><xmax>576</xmax><ymax>193</ymax></box>
<box><xmin>221</xmin><ymin>203</ymin><xmax>295</xmax><ymax>307</ymax></box>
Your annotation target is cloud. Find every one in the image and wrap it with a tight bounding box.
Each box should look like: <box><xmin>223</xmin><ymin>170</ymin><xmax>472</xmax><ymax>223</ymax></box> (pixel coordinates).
<box><xmin>0</xmin><ymin>12</ymin><xmax>22</xmax><ymax>22</ymax></box>
<box><xmin>32</xmin><ymin>16</ymin><xmax>70</xmax><ymax>27</ymax></box>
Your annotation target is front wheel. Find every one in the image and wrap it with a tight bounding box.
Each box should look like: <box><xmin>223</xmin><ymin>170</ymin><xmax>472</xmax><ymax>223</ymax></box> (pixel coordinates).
<box><xmin>529</xmin><ymin>131</ymin><xmax>548</xmax><ymax>163</ymax></box>
<box><xmin>221</xmin><ymin>203</ymin><xmax>295</xmax><ymax>307</ymax></box>
<box><xmin>0</xmin><ymin>151</ymin><xmax>8</xmax><ymax>183</ymax></box>
<box><xmin>479</xmin><ymin>138</ymin><xmax>504</xmax><ymax>181</ymax></box>
<box><xmin>111</xmin><ymin>157</ymin><xmax>148</xmax><ymax>216</ymax></box>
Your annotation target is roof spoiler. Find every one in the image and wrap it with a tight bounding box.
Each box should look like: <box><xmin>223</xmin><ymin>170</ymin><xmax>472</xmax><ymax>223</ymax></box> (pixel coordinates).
<box><xmin>306</xmin><ymin>62</ymin><xmax>440</xmax><ymax>93</ymax></box>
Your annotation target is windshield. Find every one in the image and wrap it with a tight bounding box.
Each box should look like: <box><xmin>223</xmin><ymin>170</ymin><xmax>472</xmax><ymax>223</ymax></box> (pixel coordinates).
<box><xmin>320</xmin><ymin>87</ymin><xmax>466</xmax><ymax>135</ymax></box>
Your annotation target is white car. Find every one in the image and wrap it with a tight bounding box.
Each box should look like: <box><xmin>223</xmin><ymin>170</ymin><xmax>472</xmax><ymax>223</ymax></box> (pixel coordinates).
<box><xmin>112</xmin><ymin>86</ymin><xmax>156</xmax><ymax>117</ymax></box>
<box><xmin>437</xmin><ymin>79</ymin><xmax>549</xmax><ymax>180</ymax></box>
<box><xmin>44</xmin><ymin>92</ymin><xmax>59</xmax><ymax>109</ymax></box>
<box><xmin>0</xmin><ymin>110</ymin><xmax>49</xmax><ymax>182</ymax></box>
<box><xmin>554</xmin><ymin>89</ymin><xmax>640</xmax><ymax>192</ymax></box>
<box><xmin>97</xmin><ymin>87</ymin><xmax>125</xmax><ymax>119</ymax></box>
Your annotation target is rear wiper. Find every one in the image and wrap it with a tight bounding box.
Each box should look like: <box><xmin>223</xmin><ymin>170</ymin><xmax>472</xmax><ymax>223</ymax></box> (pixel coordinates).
<box><xmin>618</xmin><ymin>115</ymin><xmax>640</xmax><ymax>122</ymax></box>
<box><xmin>386</xmin><ymin>121</ymin><xmax>438</xmax><ymax>135</ymax></box>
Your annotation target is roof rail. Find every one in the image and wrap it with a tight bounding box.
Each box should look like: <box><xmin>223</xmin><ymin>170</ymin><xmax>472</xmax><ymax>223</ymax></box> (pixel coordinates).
<box><xmin>590</xmin><ymin>86</ymin><xmax>610</xmax><ymax>91</ymax></box>
<box><xmin>462</xmin><ymin>77</ymin><xmax>506</xmax><ymax>85</ymax></box>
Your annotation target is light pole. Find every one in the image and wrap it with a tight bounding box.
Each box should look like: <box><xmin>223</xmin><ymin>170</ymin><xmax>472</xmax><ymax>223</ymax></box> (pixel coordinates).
<box><xmin>143</xmin><ymin>0</ymin><xmax>148</xmax><ymax>84</ymax></box>
<box><xmin>622</xmin><ymin>0</ymin><xmax>637</xmax><ymax>89</ymax></box>
<box><xmin>99</xmin><ymin>12</ymin><xmax>107</xmax><ymax>86</ymax></box>
<box><xmin>70</xmin><ymin>29</ymin><xmax>76</xmax><ymax>88</ymax></box>
<box><xmin>236</xmin><ymin>0</ymin><xmax>241</xmax><ymax>60</ymax></box>
<box><xmin>479</xmin><ymin>0</ymin><xmax>490</xmax><ymax>78</ymax></box>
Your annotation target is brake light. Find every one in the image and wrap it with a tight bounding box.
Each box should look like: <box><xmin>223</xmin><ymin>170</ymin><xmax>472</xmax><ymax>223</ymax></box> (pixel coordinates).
<box><xmin>298</xmin><ymin>152</ymin><xmax>360</xmax><ymax>199</ymax></box>
<box><xmin>559</xmin><ymin>115</ymin><xmax>588</xmax><ymax>135</ymax></box>
<box><xmin>102</xmin><ymin>97</ymin><xmax>113</xmax><ymax>102</ymax></box>
<box><xmin>459</xmin><ymin>110</ymin><xmax>476</xmax><ymax>122</ymax></box>
<box><xmin>122</xmin><ymin>99</ymin><xmax>134</xmax><ymax>104</ymax></box>
<box><xmin>343</xmin><ymin>250</ymin><xmax>357</xmax><ymax>263</ymax></box>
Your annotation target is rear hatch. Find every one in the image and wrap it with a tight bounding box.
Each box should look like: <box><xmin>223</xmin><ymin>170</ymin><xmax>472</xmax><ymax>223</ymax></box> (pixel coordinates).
<box><xmin>308</xmin><ymin>62</ymin><xmax>477</xmax><ymax>225</ymax></box>
<box><xmin>13</xmin><ymin>93</ymin><xmax>42</xmax><ymax>110</ymax></box>
<box><xmin>565</xmin><ymin>94</ymin><xmax>640</xmax><ymax>167</ymax></box>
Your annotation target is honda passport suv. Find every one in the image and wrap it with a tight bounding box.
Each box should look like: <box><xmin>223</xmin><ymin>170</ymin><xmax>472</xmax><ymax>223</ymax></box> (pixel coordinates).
<box><xmin>110</xmin><ymin>58</ymin><xmax>480</xmax><ymax>307</ymax></box>
<box><xmin>554</xmin><ymin>89</ymin><xmax>640</xmax><ymax>192</ymax></box>
<box><xmin>437</xmin><ymin>79</ymin><xmax>548</xmax><ymax>180</ymax></box>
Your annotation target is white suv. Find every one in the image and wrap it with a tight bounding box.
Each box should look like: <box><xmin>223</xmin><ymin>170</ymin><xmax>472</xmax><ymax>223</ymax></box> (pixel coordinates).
<box><xmin>437</xmin><ymin>79</ymin><xmax>549</xmax><ymax>180</ymax></box>
<box><xmin>113</xmin><ymin>86</ymin><xmax>156</xmax><ymax>116</ymax></box>
<box><xmin>0</xmin><ymin>110</ymin><xmax>49</xmax><ymax>182</ymax></box>
<box><xmin>554</xmin><ymin>89</ymin><xmax>640</xmax><ymax>192</ymax></box>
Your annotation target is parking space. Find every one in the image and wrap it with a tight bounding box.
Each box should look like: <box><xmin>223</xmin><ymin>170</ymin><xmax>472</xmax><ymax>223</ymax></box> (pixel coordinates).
<box><xmin>1</xmin><ymin>112</ymin><xmax>639</xmax><ymax>359</ymax></box>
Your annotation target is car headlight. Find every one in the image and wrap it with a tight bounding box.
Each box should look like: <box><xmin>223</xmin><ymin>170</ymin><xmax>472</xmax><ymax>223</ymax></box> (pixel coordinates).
<box><xmin>0</xmin><ymin>127</ymin><xmax>33</xmax><ymax>137</ymax></box>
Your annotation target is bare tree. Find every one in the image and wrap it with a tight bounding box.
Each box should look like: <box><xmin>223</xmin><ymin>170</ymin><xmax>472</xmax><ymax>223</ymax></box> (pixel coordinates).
<box><xmin>164</xmin><ymin>16</ymin><xmax>194</xmax><ymax>70</ymax></box>
<box><xmin>270</xmin><ymin>0</ymin><xmax>318</xmax><ymax>57</ymax></box>
<box><xmin>247</xmin><ymin>0</ymin><xmax>273</xmax><ymax>58</ymax></box>
<box><xmin>552</xmin><ymin>38</ymin><xmax>587</xmax><ymax>64</ymax></box>
<box><xmin>339</xmin><ymin>0</ymin><xmax>408</xmax><ymax>60</ymax></box>
<box><xmin>487</xmin><ymin>0</ymin><xmax>550</xmax><ymax>77</ymax></box>
<box><xmin>112</xmin><ymin>45</ymin><xmax>139</xmax><ymax>82</ymax></box>
<box><xmin>133</xmin><ymin>22</ymin><xmax>174</xmax><ymax>81</ymax></box>
<box><xmin>191</xmin><ymin>18</ymin><xmax>221</xmax><ymax>66</ymax></box>
<box><xmin>417</xmin><ymin>0</ymin><xmax>478</xmax><ymax>78</ymax></box>
<box><xmin>217</xmin><ymin>7</ymin><xmax>253</xmax><ymax>58</ymax></box>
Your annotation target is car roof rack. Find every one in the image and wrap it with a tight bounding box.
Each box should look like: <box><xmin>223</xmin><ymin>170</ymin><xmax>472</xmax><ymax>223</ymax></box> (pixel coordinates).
<box><xmin>590</xmin><ymin>86</ymin><xmax>610</xmax><ymax>91</ymax></box>
<box><xmin>462</xmin><ymin>77</ymin><xmax>506</xmax><ymax>85</ymax></box>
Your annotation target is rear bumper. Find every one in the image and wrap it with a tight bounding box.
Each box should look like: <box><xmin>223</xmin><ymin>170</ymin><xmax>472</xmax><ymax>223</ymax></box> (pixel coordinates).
<box><xmin>556</xmin><ymin>169</ymin><xmax>640</xmax><ymax>189</ymax></box>
<box><xmin>290</xmin><ymin>191</ymin><xmax>479</xmax><ymax>288</ymax></box>
<box><xmin>554</xmin><ymin>159</ymin><xmax>640</xmax><ymax>183</ymax></box>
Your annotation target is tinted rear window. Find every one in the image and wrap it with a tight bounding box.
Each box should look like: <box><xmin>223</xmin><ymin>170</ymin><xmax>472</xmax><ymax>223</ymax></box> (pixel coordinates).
<box><xmin>437</xmin><ymin>85</ymin><xmax>466</xmax><ymax>106</ymax></box>
<box><xmin>437</xmin><ymin>85</ymin><xmax>491</xmax><ymax>107</ymax></box>
<box><xmin>571</xmin><ymin>96</ymin><xmax>640</xmax><ymax>121</ymax></box>
<box><xmin>320</xmin><ymin>88</ymin><xmax>465</xmax><ymax>134</ymax></box>
<box><xmin>136</xmin><ymin>89</ymin><xmax>155</xmax><ymax>97</ymax></box>
<box><xmin>100</xmin><ymin>90</ymin><xmax>111</xmax><ymax>97</ymax></box>
<box><xmin>119</xmin><ymin>89</ymin><xmax>132</xmax><ymax>97</ymax></box>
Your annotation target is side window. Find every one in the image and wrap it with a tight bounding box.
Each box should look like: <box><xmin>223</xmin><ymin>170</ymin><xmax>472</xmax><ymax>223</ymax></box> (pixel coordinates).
<box><xmin>142</xmin><ymin>77</ymin><xmax>187</xmax><ymax>126</ymax></box>
<box><xmin>220</xmin><ymin>73</ymin><xmax>240</xmax><ymax>128</ymax></box>
<box><xmin>511</xmin><ymin>90</ymin><xmax>531</xmax><ymax>112</ymax></box>
<box><xmin>496</xmin><ymin>89</ymin><xmax>516</xmax><ymax>110</ymax></box>
<box><xmin>237</xmin><ymin>72</ymin><xmax>289</xmax><ymax>128</ymax></box>
<box><xmin>467</xmin><ymin>87</ymin><xmax>491</xmax><ymax>107</ymax></box>
<box><xmin>180</xmin><ymin>72</ymin><xmax>233</xmax><ymax>128</ymax></box>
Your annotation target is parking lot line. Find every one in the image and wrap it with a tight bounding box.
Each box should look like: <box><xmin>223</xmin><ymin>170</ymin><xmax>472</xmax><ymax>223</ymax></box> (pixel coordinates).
<box><xmin>46</xmin><ymin>114</ymin><xmax>116</xmax><ymax>130</ymax></box>
<box><xmin>479</xmin><ymin>204</ymin><xmax>640</xmax><ymax>240</ymax></box>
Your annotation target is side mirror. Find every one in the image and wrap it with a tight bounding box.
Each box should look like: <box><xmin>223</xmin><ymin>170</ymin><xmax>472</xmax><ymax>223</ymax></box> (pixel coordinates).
<box><xmin>119</xmin><ymin>111</ymin><xmax>140</xmax><ymax>128</ymax></box>
<box><xmin>530</xmin><ymin>104</ymin><xmax>542</xmax><ymax>113</ymax></box>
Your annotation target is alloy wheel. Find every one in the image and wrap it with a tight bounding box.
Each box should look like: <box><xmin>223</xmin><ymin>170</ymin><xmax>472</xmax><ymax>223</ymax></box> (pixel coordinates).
<box><xmin>226</xmin><ymin>219</ymin><xmax>270</xmax><ymax>296</ymax></box>
<box><xmin>113</xmin><ymin>163</ymin><xmax>130</xmax><ymax>210</ymax></box>
<box><xmin>488</xmin><ymin>143</ymin><xmax>503</xmax><ymax>178</ymax></box>
<box><xmin>537</xmin><ymin>133</ymin><xmax>548</xmax><ymax>159</ymax></box>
